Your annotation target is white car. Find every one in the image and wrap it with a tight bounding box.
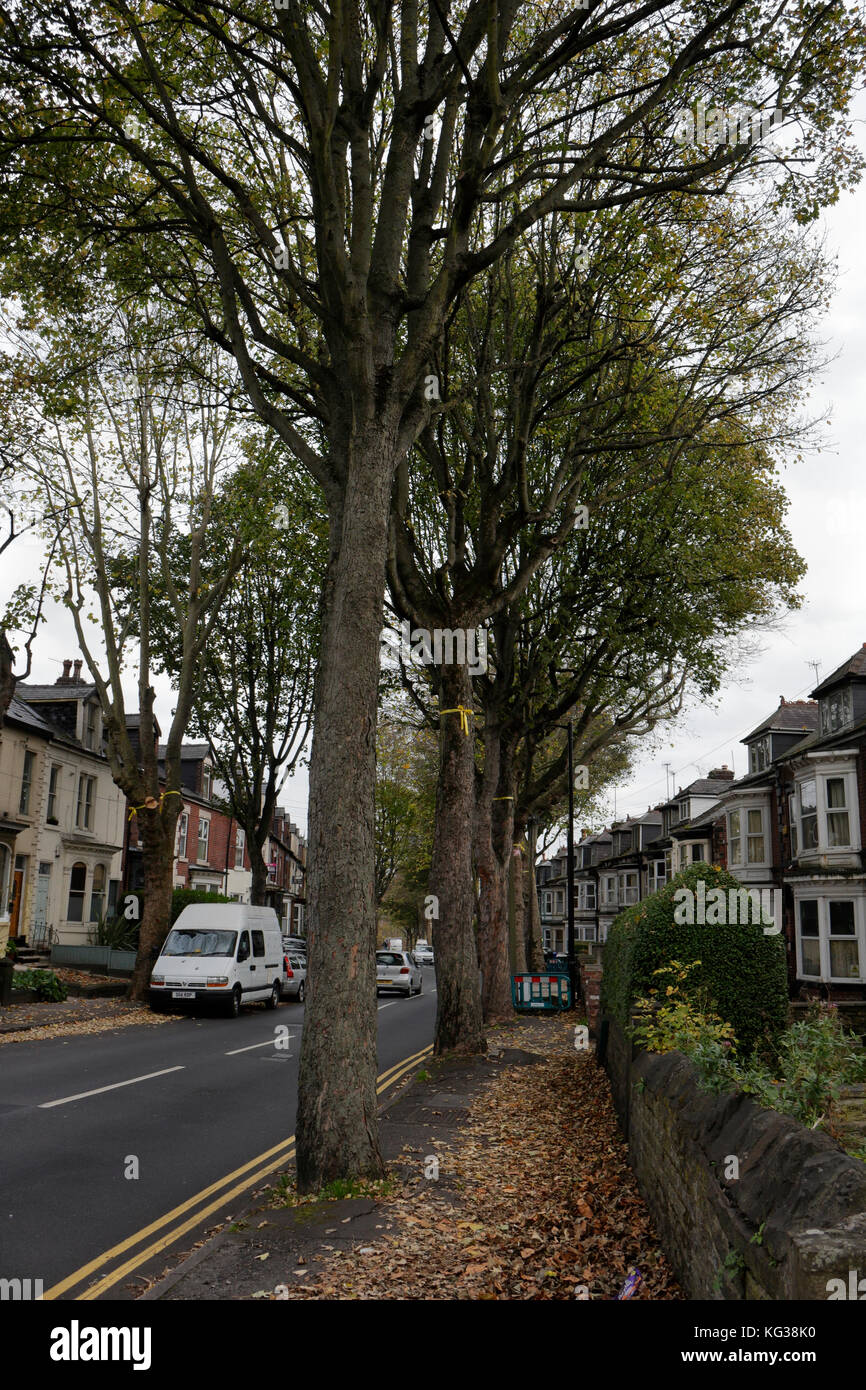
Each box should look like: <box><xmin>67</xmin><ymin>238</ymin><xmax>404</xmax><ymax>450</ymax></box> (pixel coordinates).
<box><xmin>413</xmin><ymin>944</ymin><xmax>434</xmax><ymax>966</ymax></box>
<box><xmin>281</xmin><ymin>952</ymin><xmax>307</xmax><ymax>1002</ymax></box>
<box><xmin>376</xmin><ymin>950</ymin><xmax>423</xmax><ymax>997</ymax></box>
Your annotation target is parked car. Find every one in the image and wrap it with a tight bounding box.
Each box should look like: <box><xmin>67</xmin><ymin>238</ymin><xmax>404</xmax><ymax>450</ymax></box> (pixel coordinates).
<box><xmin>376</xmin><ymin>950</ymin><xmax>422</xmax><ymax>997</ymax></box>
<box><xmin>413</xmin><ymin>944</ymin><xmax>434</xmax><ymax>966</ymax></box>
<box><xmin>282</xmin><ymin>935</ymin><xmax>307</xmax><ymax>954</ymax></box>
<box><xmin>150</xmin><ymin>904</ymin><xmax>284</xmax><ymax>1017</ymax></box>
<box><xmin>281</xmin><ymin>953</ymin><xmax>307</xmax><ymax>1002</ymax></box>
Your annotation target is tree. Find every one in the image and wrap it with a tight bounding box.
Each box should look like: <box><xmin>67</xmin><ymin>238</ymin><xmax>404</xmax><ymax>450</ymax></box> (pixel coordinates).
<box><xmin>1</xmin><ymin>0</ymin><xmax>861</xmax><ymax>1183</ymax></box>
<box><xmin>374</xmin><ymin>716</ymin><xmax>437</xmax><ymax>928</ymax></box>
<box><xmin>0</xmin><ymin>306</ymin><xmax>250</xmax><ymax>997</ymax></box>
<box><xmin>389</xmin><ymin>180</ymin><xmax>821</xmax><ymax>1024</ymax></box>
<box><xmin>144</xmin><ymin>459</ymin><xmax>324</xmax><ymax>906</ymax></box>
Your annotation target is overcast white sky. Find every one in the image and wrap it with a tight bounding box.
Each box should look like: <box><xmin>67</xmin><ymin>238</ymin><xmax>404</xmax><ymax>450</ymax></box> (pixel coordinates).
<box><xmin>3</xmin><ymin>100</ymin><xmax>865</xmax><ymax>840</ymax></box>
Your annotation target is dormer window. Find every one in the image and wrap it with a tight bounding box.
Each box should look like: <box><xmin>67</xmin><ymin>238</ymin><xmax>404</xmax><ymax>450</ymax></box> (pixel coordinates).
<box><xmin>678</xmin><ymin>801</ymin><xmax>688</xmax><ymax>822</ymax></box>
<box><xmin>84</xmin><ymin>702</ymin><xmax>100</xmax><ymax>751</ymax></box>
<box><xmin>820</xmin><ymin>686</ymin><xmax>852</xmax><ymax>736</ymax></box>
<box><xmin>749</xmin><ymin>736</ymin><xmax>770</xmax><ymax>774</ymax></box>
<box><xmin>202</xmin><ymin>764</ymin><xmax>213</xmax><ymax>799</ymax></box>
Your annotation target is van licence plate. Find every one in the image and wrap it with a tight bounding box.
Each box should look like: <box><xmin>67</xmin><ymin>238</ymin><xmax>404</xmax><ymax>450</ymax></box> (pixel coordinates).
<box><xmin>172</xmin><ymin>990</ymin><xmax>195</xmax><ymax>999</ymax></box>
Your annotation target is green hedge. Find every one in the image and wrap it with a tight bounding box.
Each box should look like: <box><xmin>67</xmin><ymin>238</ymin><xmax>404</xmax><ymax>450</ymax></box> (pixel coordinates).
<box><xmin>601</xmin><ymin>861</ymin><xmax>788</xmax><ymax>1055</ymax></box>
<box><xmin>170</xmin><ymin>888</ymin><xmax>233</xmax><ymax>923</ymax></box>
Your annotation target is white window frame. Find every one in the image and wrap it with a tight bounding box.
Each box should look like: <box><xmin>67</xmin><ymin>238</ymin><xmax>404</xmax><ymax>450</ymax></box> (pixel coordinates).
<box><xmin>234</xmin><ymin>827</ymin><xmax>245</xmax><ymax>870</ymax></box>
<box><xmin>726</xmin><ymin>804</ymin><xmax>769</xmax><ymax>870</ymax></box>
<box><xmin>601</xmin><ymin>875</ymin><xmax>617</xmax><ymax>907</ymax></box>
<box><xmin>19</xmin><ymin>749</ymin><xmax>36</xmax><ymax>816</ymax></box>
<box><xmin>792</xmin><ymin>758</ymin><xmax>860</xmax><ymax>860</ymax></box>
<box><xmin>47</xmin><ymin>763</ymin><xmax>60</xmax><ymax>821</ymax></box>
<box><xmin>176</xmin><ymin>812</ymin><xmax>189</xmax><ymax>860</ymax></box>
<box><xmin>621</xmin><ymin>871</ymin><xmax>639</xmax><ymax>905</ymax></box>
<box><xmin>197</xmin><ymin>815</ymin><xmax>210</xmax><ymax>863</ymax></box>
<box><xmin>75</xmin><ymin>774</ymin><xmax>95</xmax><ymax>830</ymax></box>
<box><xmin>202</xmin><ymin>764</ymin><xmax>213</xmax><ymax>799</ymax></box>
<box><xmin>794</xmin><ymin>888</ymin><xmax>866</xmax><ymax>984</ymax></box>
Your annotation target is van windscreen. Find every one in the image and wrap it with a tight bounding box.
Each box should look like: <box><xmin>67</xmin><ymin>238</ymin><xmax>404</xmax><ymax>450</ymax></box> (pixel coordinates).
<box><xmin>161</xmin><ymin>929</ymin><xmax>238</xmax><ymax>957</ymax></box>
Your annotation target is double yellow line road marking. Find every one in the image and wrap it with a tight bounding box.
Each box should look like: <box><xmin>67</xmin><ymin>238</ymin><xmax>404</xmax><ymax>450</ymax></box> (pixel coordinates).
<box><xmin>42</xmin><ymin>1043</ymin><xmax>433</xmax><ymax>1302</ymax></box>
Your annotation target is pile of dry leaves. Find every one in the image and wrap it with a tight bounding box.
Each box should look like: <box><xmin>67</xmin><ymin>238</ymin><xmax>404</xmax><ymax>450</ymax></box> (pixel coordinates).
<box><xmin>272</xmin><ymin>1016</ymin><xmax>682</xmax><ymax>1300</ymax></box>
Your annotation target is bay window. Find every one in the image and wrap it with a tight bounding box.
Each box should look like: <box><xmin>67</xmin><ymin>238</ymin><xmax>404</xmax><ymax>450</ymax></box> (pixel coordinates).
<box><xmin>792</xmin><ymin>765</ymin><xmax>858</xmax><ymax>857</ymax></box>
<box><xmin>797</xmin><ymin>896</ymin><xmax>863</xmax><ymax>981</ymax></box>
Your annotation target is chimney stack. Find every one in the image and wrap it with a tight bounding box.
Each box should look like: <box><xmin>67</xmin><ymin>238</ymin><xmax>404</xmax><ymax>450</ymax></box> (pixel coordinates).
<box><xmin>709</xmin><ymin>765</ymin><xmax>735</xmax><ymax>781</ymax></box>
<box><xmin>72</xmin><ymin>659</ymin><xmax>83</xmax><ymax>683</ymax></box>
<box><xmin>56</xmin><ymin>659</ymin><xmax>72</xmax><ymax>685</ymax></box>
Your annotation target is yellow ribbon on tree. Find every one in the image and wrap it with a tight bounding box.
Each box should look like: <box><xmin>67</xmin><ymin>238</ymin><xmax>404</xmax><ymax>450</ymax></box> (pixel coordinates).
<box><xmin>128</xmin><ymin>789</ymin><xmax>183</xmax><ymax>821</ymax></box>
<box><xmin>439</xmin><ymin>705</ymin><xmax>477</xmax><ymax>736</ymax></box>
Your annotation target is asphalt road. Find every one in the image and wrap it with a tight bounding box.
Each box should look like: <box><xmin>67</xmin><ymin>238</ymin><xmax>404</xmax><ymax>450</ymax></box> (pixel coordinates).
<box><xmin>0</xmin><ymin>968</ymin><xmax>436</xmax><ymax>1300</ymax></box>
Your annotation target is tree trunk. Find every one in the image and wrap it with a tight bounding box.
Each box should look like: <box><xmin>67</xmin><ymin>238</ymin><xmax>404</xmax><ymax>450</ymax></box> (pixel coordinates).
<box><xmin>250</xmin><ymin>848</ymin><xmax>269</xmax><ymax>907</ymax></box>
<box><xmin>430</xmin><ymin>660</ymin><xmax>485</xmax><ymax>1055</ymax></box>
<box><xmin>128</xmin><ymin>808</ymin><xmax>177</xmax><ymax>1001</ymax></box>
<box><xmin>512</xmin><ymin>841</ymin><xmax>527</xmax><ymax>975</ymax></box>
<box><xmin>525</xmin><ymin>822</ymin><xmax>545</xmax><ymax>971</ymax></box>
<box><xmin>473</xmin><ymin>721</ymin><xmax>515</xmax><ymax>1022</ymax></box>
<box><xmin>296</xmin><ymin>446</ymin><xmax>394</xmax><ymax>1191</ymax></box>
<box><xmin>475</xmin><ymin>792</ymin><xmax>514</xmax><ymax>1022</ymax></box>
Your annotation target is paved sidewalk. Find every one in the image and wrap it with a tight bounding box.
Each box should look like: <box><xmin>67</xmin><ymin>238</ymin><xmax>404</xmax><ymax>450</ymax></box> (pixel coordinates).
<box><xmin>138</xmin><ymin>1015</ymin><xmax>681</xmax><ymax>1301</ymax></box>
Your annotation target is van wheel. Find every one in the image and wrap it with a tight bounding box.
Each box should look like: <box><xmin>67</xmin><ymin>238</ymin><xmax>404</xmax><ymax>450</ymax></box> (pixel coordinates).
<box><xmin>265</xmin><ymin>981</ymin><xmax>280</xmax><ymax>1010</ymax></box>
<box><xmin>297</xmin><ymin>981</ymin><xmax>305</xmax><ymax>1003</ymax></box>
<box><xmin>226</xmin><ymin>986</ymin><xmax>241</xmax><ymax>1018</ymax></box>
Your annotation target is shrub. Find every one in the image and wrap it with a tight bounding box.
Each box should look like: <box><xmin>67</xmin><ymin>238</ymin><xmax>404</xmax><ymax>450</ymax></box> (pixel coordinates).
<box><xmin>601</xmin><ymin>862</ymin><xmax>788</xmax><ymax>1055</ymax></box>
<box><xmin>632</xmin><ymin>960</ymin><xmax>737</xmax><ymax>1055</ymax></box>
<box><xmin>12</xmin><ymin>969</ymin><xmax>68</xmax><ymax>1002</ymax></box>
<box><xmin>170</xmin><ymin>888</ymin><xmax>233</xmax><ymax>923</ymax></box>
<box><xmin>89</xmin><ymin>913</ymin><xmax>139</xmax><ymax>951</ymax></box>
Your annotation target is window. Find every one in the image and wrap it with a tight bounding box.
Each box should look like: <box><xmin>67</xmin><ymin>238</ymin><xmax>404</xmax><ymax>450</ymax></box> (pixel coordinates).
<box><xmin>749</xmin><ymin>737</ymin><xmax>770</xmax><ymax>774</ymax></box>
<box><xmin>555</xmin><ymin>889</ymin><xmax>564</xmax><ymax>913</ymax></box>
<box><xmin>601</xmin><ymin>876</ymin><xmax>617</xmax><ymax>907</ymax></box>
<box><xmin>691</xmin><ymin>842</ymin><xmax>705</xmax><ymax>863</ymax></box>
<box><xmin>202</xmin><ymin>764</ymin><xmax>213</xmax><ymax>799</ymax></box>
<box><xmin>235</xmin><ymin>827</ymin><xmax>245</xmax><ymax>869</ymax></box>
<box><xmin>543</xmin><ymin>891</ymin><xmax>553</xmax><ymax>916</ymax></box>
<box><xmin>799</xmin><ymin>779</ymin><xmax>818</xmax><ymax>850</ymax></box>
<box><xmin>727</xmin><ymin>809</ymin><xmax>741</xmax><ymax>864</ymax></box>
<box><xmin>829</xmin><ymin>901</ymin><xmax>859</xmax><ymax>979</ymax></box>
<box><xmin>19</xmin><ymin>750</ymin><xmax>36</xmax><ymax>815</ymax></box>
<box><xmin>67</xmin><ymin>862</ymin><xmax>87</xmax><ymax>922</ymax></box>
<box><xmin>826</xmin><ymin>778</ymin><xmax>850</xmax><ymax>848</ymax></box>
<box><xmin>583</xmin><ymin>881</ymin><xmax>596</xmax><ymax>910</ymax></box>
<box><xmin>176</xmin><ymin>812</ymin><xmax>188</xmax><ymax>860</ymax></box>
<box><xmin>746</xmin><ymin>810</ymin><xmax>765</xmax><ymax>864</ymax></box>
<box><xmin>793</xmin><ymin>771</ymin><xmax>856</xmax><ymax>856</ymax></box>
<box><xmin>821</xmin><ymin>687</ymin><xmax>852</xmax><ymax>736</ymax></box>
<box><xmin>84</xmin><ymin>703</ymin><xmax>99</xmax><ymax>750</ymax></box>
<box><xmin>76</xmin><ymin>774</ymin><xmax>95</xmax><ymax>829</ymax></box>
<box><xmin>47</xmin><ymin>764</ymin><xmax>60</xmax><ymax>821</ymax></box>
<box><xmin>798</xmin><ymin>899</ymin><xmax>820</xmax><ymax>976</ymax></box>
<box><xmin>197</xmin><ymin>816</ymin><xmax>210</xmax><ymax>862</ymax></box>
<box><xmin>797</xmin><ymin>897</ymin><xmax>863</xmax><ymax>981</ymax></box>
<box><xmin>251</xmin><ymin>929</ymin><xmax>265</xmax><ymax>957</ymax></box>
<box><xmin>89</xmin><ymin>863</ymin><xmax>106</xmax><ymax>922</ymax></box>
<box><xmin>788</xmin><ymin>794</ymin><xmax>798</xmax><ymax>858</ymax></box>
<box><xmin>622</xmin><ymin>872</ymin><xmax>638</xmax><ymax>905</ymax></box>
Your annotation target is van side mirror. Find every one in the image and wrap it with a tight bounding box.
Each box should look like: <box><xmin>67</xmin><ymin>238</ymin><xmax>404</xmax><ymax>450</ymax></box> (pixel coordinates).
<box><xmin>237</xmin><ymin>938</ymin><xmax>250</xmax><ymax>962</ymax></box>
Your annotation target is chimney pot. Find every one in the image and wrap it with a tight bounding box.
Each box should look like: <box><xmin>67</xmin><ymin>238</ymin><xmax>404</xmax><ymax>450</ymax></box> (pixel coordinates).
<box><xmin>58</xmin><ymin>659</ymin><xmax>72</xmax><ymax>684</ymax></box>
<box><xmin>73</xmin><ymin>659</ymin><xmax>83</xmax><ymax>682</ymax></box>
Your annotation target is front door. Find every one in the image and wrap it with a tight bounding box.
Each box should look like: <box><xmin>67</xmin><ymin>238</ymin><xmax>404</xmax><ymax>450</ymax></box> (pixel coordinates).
<box><xmin>9</xmin><ymin>868</ymin><xmax>24</xmax><ymax>936</ymax></box>
<box><xmin>32</xmin><ymin>863</ymin><xmax>52</xmax><ymax>946</ymax></box>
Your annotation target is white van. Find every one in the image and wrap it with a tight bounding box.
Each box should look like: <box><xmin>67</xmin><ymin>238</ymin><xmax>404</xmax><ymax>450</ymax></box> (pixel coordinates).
<box><xmin>149</xmin><ymin>904</ymin><xmax>284</xmax><ymax>1017</ymax></box>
